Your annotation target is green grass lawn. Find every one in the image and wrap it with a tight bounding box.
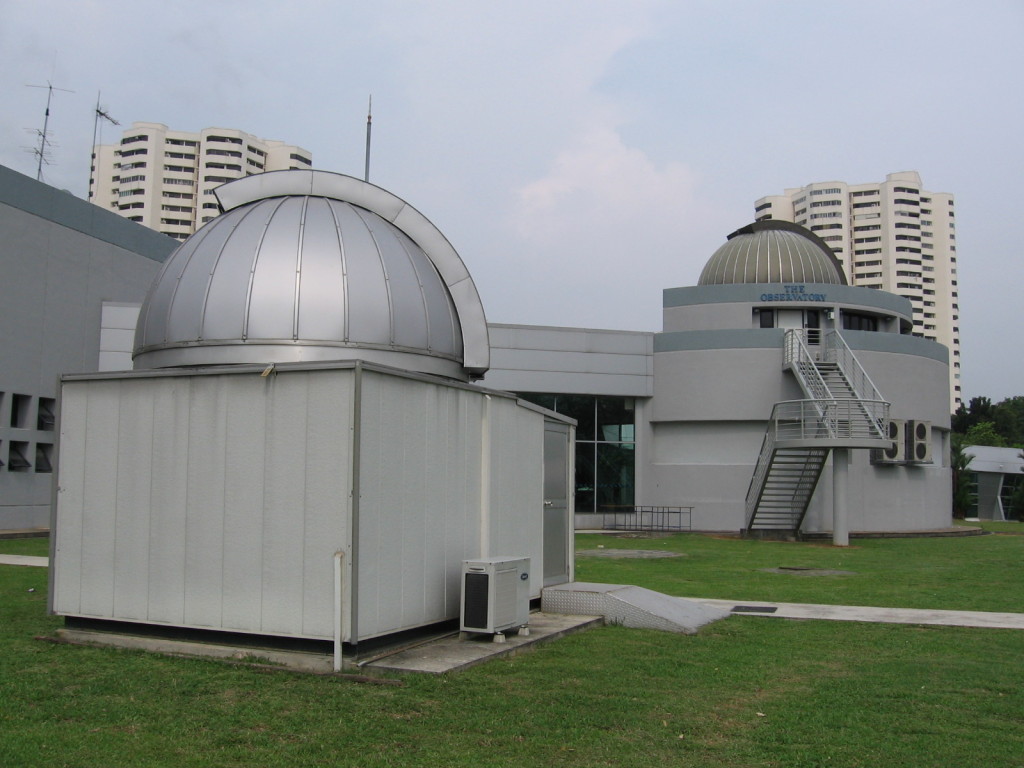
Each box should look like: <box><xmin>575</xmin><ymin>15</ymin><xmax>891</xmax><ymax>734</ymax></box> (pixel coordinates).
<box><xmin>1</xmin><ymin>532</ymin><xmax>1022</xmax><ymax>767</ymax></box>
<box><xmin>574</xmin><ymin>527</ymin><xmax>1024</xmax><ymax>613</ymax></box>
<box><xmin>0</xmin><ymin>537</ymin><xmax>49</xmax><ymax>557</ymax></box>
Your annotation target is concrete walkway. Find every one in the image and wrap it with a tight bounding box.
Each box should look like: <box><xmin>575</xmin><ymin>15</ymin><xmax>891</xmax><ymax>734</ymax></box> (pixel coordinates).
<box><xmin>0</xmin><ymin>554</ymin><xmax>48</xmax><ymax>567</ymax></box>
<box><xmin>691</xmin><ymin>598</ymin><xmax>1024</xmax><ymax>630</ymax></box>
<box><xmin>3</xmin><ymin>552</ymin><xmax>1022</xmax><ymax>631</ymax></box>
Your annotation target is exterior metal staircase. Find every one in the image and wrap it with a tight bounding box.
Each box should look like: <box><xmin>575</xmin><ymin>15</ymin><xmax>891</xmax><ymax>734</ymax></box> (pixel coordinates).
<box><xmin>745</xmin><ymin>330</ymin><xmax>890</xmax><ymax>534</ymax></box>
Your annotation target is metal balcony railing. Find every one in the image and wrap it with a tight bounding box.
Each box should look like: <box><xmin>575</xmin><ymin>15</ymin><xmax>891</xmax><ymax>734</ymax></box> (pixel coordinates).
<box><xmin>745</xmin><ymin>398</ymin><xmax>890</xmax><ymax>528</ymax></box>
<box><xmin>601</xmin><ymin>506</ymin><xmax>693</xmax><ymax>532</ymax></box>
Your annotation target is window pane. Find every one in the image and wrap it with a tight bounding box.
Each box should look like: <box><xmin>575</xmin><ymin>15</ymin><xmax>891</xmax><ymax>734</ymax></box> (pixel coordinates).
<box><xmin>596</xmin><ymin>442</ymin><xmax>635</xmax><ymax>512</ymax></box>
<box><xmin>555</xmin><ymin>395</ymin><xmax>595</xmax><ymax>441</ymax></box>
<box><xmin>574</xmin><ymin>442</ymin><xmax>595</xmax><ymax>513</ymax></box>
<box><xmin>596</xmin><ymin>397</ymin><xmax>634</xmax><ymax>442</ymax></box>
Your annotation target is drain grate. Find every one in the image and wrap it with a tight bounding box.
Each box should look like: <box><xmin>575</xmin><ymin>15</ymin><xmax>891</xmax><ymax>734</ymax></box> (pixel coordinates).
<box><xmin>730</xmin><ymin>605</ymin><xmax>778</xmax><ymax>614</ymax></box>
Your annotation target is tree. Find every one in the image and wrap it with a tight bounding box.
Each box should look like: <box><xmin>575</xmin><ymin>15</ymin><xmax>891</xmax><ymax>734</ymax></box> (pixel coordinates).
<box><xmin>963</xmin><ymin>421</ymin><xmax>1008</xmax><ymax>448</ymax></box>
<box><xmin>951</xmin><ymin>403</ymin><xmax>971</xmax><ymax>434</ymax></box>
<box><xmin>992</xmin><ymin>396</ymin><xmax>1024</xmax><ymax>448</ymax></box>
<box><xmin>950</xmin><ymin>436</ymin><xmax>974</xmax><ymax>519</ymax></box>
<box><xmin>953</xmin><ymin>395</ymin><xmax>1024</xmax><ymax>448</ymax></box>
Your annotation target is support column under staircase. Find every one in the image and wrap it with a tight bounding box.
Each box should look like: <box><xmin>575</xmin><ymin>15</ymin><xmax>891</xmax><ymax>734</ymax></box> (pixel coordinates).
<box><xmin>833</xmin><ymin>447</ymin><xmax>849</xmax><ymax>547</ymax></box>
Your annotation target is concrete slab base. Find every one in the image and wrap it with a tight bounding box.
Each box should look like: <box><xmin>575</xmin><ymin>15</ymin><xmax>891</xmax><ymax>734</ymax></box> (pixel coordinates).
<box><xmin>0</xmin><ymin>528</ymin><xmax>49</xmax><ymax>540</ymax></box>
<box><xmin>364</xmin><ymin>612</ymin><xmax>603</xmax><ymax>674</ymax></box>
<box><xmin>55</xmin><ymin>628</ymin><xmax>339</xmax><ymax>673</ymax></box>
<box><xmin>50</xmin><ymin>612</ymin><xmax>603</xmax><ymax>676</ymax></box>
<box><xmin>543</xmin><ymin>582</ymin><xmax>730</xmax><ymax>634</ymax></box>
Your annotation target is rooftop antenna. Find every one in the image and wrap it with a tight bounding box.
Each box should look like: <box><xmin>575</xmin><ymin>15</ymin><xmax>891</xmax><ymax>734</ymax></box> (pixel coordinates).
<box><xmin>364</xmin><ymin>95</ymin><xmax>372</xmax><ymax>182</ymax></box>
<box><xmin>26</xmin><ymin>81</ymin><xmax>74</xmax><ymax>181</ymax></box>
<box><xmin>90</xmin><ymin>91</ymin><xmax>120</xmax><ymax>199</ymax></box>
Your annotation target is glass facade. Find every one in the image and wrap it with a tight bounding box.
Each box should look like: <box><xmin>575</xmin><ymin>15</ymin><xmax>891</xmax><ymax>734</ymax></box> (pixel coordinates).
<box><xmin>518</xmin><ymin>394</ymin><xmax>635</xmax><ymax>513</ymax></box>
<box><xmin>1000</xmin><ymin>473</ymin><xmax>1022</xmax><ymax>521</ymax></box>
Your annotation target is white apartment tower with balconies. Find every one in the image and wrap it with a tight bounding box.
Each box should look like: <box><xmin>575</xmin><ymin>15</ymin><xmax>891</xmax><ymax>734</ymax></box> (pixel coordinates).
<box><xmin>754</xmin><ymin>171</ymin><xmax>961</xmax><ymax>408</ymax></box>
<box><xmin>89</xmin><ymin>122</ymin><xmax>312</xmax><ymax>240</ymax></box>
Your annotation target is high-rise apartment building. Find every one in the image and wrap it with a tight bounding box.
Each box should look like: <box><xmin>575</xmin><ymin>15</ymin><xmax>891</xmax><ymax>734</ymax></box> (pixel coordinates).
<box><xmin>89</xmin><ymin>122</ymin><xmax>312</xmax><ymax>240</ymax></box>
<box><xmin>754</xmin><ymin>171</ymin><xmax>961</xmax><ymax>409</ymax></box>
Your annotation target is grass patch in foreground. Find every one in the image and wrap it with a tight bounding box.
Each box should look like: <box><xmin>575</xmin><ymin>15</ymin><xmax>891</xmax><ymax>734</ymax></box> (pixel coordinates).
<box><xmin>574</xmin><ymin>531</ymin><xmax>1024</xmax><ymax>613</ymax></box>
<box><xmin>2</xmin><ymin>562</ymin><xmax>1022</xmax><ymax>768</ymax></box>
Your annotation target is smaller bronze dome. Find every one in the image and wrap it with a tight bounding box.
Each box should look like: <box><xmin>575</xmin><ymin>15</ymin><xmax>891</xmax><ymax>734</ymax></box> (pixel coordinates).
<box><xmin>698</xmin><ymin>220</ymin><xmax>847</xmax><ymax>286</ymax></box>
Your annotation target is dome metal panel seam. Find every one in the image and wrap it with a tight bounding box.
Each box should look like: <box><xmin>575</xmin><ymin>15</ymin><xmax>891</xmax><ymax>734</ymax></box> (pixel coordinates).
<box><xmin>197</xmin><ymin>204</ymin><xmax>260</xmax><ymax>342</ymax></box>
<box><xmin>393</xmin><ymin>228</ymin><xmax>435</xmax><ymax>352</ymax></box>
<box><xmin>151</xmin><ymin>222</ymin><xmax>218</xmax><ymax>346</ymax></box>
<box><xmin>351</xmin><ymin>205</ymin><xmax>396</xmax><ymax>347</ymax></box>
<box><xmin>241</xmin><ymin>197</ymin><xmax>288</xmax><ymax>342</ymax></box>
<box><xmin>326</xmin><ymin>199</ymin><xmax>351</xmax><ymax>344</ymax></box>
<box><xmin>291</xmin><ymin>196</ymin><xmax>309</xmax><ymax>341</ymax></box>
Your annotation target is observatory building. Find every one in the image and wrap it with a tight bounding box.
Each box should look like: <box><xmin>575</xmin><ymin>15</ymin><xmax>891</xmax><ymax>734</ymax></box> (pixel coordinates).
<box><xmin>50</xmin><ymin>171</ymin><xmax>574</xmax><ymax>654</ymax></box>
<box><xmin>485</xmin><ymin>221</ymin><xmax>952</xmax><ymax>537</ymax></box>
<box><xmin>47</xmin><ymin>173</ymin><xmax>955</xmax><ymax>658</ymax></box>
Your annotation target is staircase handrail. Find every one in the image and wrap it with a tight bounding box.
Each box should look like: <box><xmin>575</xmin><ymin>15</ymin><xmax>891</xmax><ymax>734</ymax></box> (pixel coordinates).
<box><xmin>745</xmin><ymin>399</ymin><xmax>834</xmax><ymax>528</ymax></box>
<box><xmin>745</xmin><ymin>427</ymin><xmax>777</xmax><ymax>528</ymax></box>
<box><xmin>783</xmin><ymin>330</ymin><xmax>832</xmax><ymax>404</ymax></box>
<box><xmin>821</xmin><ymin>330</ymin><xmax>884</xmax><ymax>403</ymax></box>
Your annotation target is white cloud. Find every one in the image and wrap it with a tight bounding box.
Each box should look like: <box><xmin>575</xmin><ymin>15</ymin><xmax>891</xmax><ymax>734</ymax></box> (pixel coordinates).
<box><xmin>514</xmin><ymin>125</ymin><xmax>701</xmax><ymax>245</ymax></box>
<box><xmin>473</xmin><ymin>125</ymin><xmax>720</xmax><ymax>331</ymax></box>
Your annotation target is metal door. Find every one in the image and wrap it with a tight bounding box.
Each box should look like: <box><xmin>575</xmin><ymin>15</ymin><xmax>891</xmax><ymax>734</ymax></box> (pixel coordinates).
<box><xmin>542</xmin><ymin>420</ymin><xmax>573</xmax><ymax>586</ymax></box>
<box><xmin>804</xmin><ymin>309</ymin><xmax>821</xmax><ymax>346</ymax></box>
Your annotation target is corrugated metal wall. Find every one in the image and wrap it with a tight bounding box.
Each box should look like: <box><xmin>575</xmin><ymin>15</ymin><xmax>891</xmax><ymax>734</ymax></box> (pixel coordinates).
<box><xmin>483</xmin><ymin>395</ymin><xmax>545</xmax><ymax>587</ymax></box>
<box><xmin>53</xmin><ymin>369</ymin><xmax>355</xmax><ymax>640</ymax></box>
<box><xmin>53</xmin><ymin>364</ymin><xmax>549</xmax><ymax>644</ymax></box>
<box><xmin>354</xmin><ymin>372</ymin><xmax>543</xmax><ymax>640</ymax></box>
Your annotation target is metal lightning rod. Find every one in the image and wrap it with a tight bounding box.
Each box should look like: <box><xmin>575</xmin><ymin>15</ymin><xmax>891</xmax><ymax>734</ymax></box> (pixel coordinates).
<box><xmin>364</xmin><ymin>95</ymin><xmax>372</xmax><ymax>182</ymax></box>
<box><xmin>27</xmin><ymin>81</ymin><xmax>74</xmax><ymax>181</ymax></box>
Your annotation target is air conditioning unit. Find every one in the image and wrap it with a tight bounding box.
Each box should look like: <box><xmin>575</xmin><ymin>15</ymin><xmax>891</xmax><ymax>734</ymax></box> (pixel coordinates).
<box><xmin>871</xmin><ymin>418</ymin><xmax>907</xmax><ymax>464</ymax></box>
<box><xmin>461</xmin><ymin>557</ymin><xmax>531</xmax><ymax>637</ymax></box>
<box><xmin>906</xmin><ymin>420</ymin><xmax>932</xmax><ymax>463</ymax></box>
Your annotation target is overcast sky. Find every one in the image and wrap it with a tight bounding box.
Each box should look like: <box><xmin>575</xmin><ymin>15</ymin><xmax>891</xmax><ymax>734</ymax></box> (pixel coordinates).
<box><xmin>2</xmin><ymin>0</ymin><xmax>1021</xmax><ymax>403</ymax></box>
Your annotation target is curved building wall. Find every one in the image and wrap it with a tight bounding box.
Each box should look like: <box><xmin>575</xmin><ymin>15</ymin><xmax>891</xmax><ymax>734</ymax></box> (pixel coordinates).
<box><xmin>663</xmin><ymin>283</ymin><xmax>913</xmax><ymax>334</ymax></box>
<box><xmin>651</xmin><ymin>340</ymin><xmax>803</xmax><ymax>422</ymax></box>
<box><xmin>802</xmin><ymin>454</ymin><xmax>950</xmax><ymax>533</ymax></box>
<box><xmin>642</xmin><ymin>282</ymin><xmax>951</xmax><ymax>533</ymax></box>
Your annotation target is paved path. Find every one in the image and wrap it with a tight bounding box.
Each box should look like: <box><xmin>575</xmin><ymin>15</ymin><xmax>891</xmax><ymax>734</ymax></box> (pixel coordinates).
<box><xmin>0</xmin><ymin>554</ymin><xmax>48</xmax><ymax>567</ymax></box>
<box><xmin>5</xmin><ymin>552</ymin><xmax>1021</xmax><ymax>632</ymax></box>
<box><xmin>692</xmin><ymin>598</ymin><xmax>1024</xmax><ymax>630</ymax></box>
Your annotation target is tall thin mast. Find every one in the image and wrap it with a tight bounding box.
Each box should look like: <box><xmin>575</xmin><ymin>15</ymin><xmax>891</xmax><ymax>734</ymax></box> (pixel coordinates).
<box><xmin>27</xmin><ymin>82</ymin><xmax>73</xmax><ymax>181</ymax></box>
<box><xmin>90</xmin><ymin>92</ymin><xmax>119</xmax><ymax>199</ymax></box>
<box><xmin>364</xmin><ymin>95</ymin><xmax>372</xmax><ymax>182</ymax></box>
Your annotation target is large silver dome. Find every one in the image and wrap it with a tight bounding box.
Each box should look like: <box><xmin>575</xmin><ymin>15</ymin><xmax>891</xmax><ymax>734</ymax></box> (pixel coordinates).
<box><xmin>134</xmin><ymin>171</ymin><xmax>489</xmax><ymax>379</ymax></box>
<box><xmin>698</xmin><ymin>220</ymin><xmax>847</xmax><ymax>286</ymax></box>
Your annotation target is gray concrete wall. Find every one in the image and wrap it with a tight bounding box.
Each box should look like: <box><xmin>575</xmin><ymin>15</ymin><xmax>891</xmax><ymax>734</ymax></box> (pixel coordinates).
<box><xmin>0</xmin><ymin>165</ymin><xmax>175</xmax><ymax>529</ymax></box>
<box><xmin>650</xmin><ymin>343</ymin><xmax>803</xmax><ymax>422</ymax></box>
<box><xmin>803</xmin><ymin>454</ymin><xmax>952</xmax><ymax>532</ymax></box>
<box><xmin>664</xmin><ymin>283</ymin><xmax>913</xmax><ymax>321</ymax></box>
<box><xmin>483</xmin><ymin>323</ymin><xmax>653</xmax><ymax>396</ymax></box>
<box><xmin>643</xmin><ymin>311</ymin><xmax>951</xmax><ymax>533</ymax></box>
